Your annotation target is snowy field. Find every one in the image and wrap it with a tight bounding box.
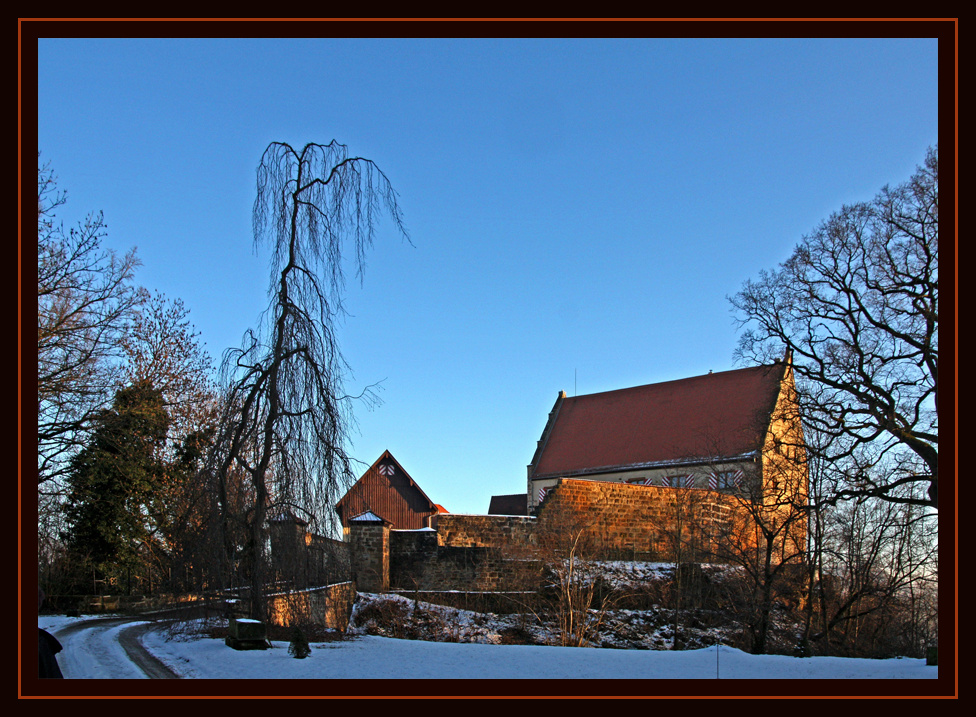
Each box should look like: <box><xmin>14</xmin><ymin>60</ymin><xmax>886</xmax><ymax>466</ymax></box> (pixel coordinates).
<box><xmin>37</xmin><ymin>614</ymin><xmax>938</xmax><ymax>685</ymax></box>
<box><xmin>140</xmin><ymin>630</ymin><xmax>935</xmax><ymax>681</ymax></box>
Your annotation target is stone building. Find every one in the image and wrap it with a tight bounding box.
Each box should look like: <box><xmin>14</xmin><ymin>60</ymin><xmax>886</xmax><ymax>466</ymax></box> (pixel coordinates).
<box><xmin>528</xmin><ymin>361</ymin><xmax>806</xmax><ymax>508</ymax></box>
<box><xmin>341</xmin><ymin>360</ymin><xmax>809</xmax><ymax>595</ymax></box>
<box><xmin>525</xmin><ymin>359</ymin><xmax>809</xmax><ymax>561</ymax></box>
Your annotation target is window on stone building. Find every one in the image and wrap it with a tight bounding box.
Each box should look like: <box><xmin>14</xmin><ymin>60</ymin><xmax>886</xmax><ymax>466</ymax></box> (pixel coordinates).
<box><xmin>708</xmin><ymin>470</ymin><xmax>744</xmax><ymax>490</ymax></box>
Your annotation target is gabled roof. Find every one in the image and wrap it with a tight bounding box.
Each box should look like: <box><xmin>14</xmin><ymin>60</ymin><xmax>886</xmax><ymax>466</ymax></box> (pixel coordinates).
<box><xmin>269</xmin><ymin>510</ymin><xmax>308</xmax><ymax>526</ymax></box>
<box><xmin>529</xmin><ymin>363</ymin><xmax>788</xmax><ymax>480</ymax></box>
<box><xmin>335</xmin><ymin>450</ymin><xmax>442</xmax><ymax>529</ymax></box>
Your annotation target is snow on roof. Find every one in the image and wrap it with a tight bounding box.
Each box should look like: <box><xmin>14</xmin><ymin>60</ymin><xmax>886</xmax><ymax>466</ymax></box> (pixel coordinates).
<box><xmin>350</xmin><ymin>510</ymin><xmax>385</xmax><ymax>522</ymax></box>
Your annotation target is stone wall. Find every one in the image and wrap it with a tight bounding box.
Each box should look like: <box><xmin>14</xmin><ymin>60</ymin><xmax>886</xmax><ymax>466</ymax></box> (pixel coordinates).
<box><xmin>270</xmin><ymin>521</ymin><xmax>350</xmax><ymax>587</ymax></box>
<box><xmin>388</xmin><ymin>522</ymin><xmax>540</xmax><ymax>592</ymax></box>
<box><xmin>266</xmin><ymin>581</ymin><xmax>356</xmax><ymax>630</ymax></box>
<box><xmin>435</xmin><ymin>514</ymin><xmax>535</xmax><ymax>549</ymax></box>
<box><xmin>389</xmin><ymin>528</ymin><xmax>439</xmax><ymax>589</ymax></box>
<box><xmin>349</xmin><ymin>522</ymin><xmax>390</xmax><ymax>593</ymax></box>
<box><xmin>347</xmin><ymin>479</ymin><xmax>753</xmax><ymax>595</ymax></box>
<box><xmin>535</xmin><ymin>478</ymin><xmax>741</xmax><ymax>561</ymax></box>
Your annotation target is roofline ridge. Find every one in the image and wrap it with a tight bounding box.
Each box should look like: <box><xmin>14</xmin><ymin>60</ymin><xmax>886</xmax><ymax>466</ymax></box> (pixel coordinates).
<box><xmin>568</xmin><ymin>362</ymin><xmax>778</xmax><ymax>400</ymax></box>
<box><xmin>530</xmin><ymin>450</ymin><xmax>760</xmax><ymax>480</ymax></box>
<box><xmin>337</xmin><ymin>450</ymin><xmax>439</xmax><ymax>513</ymax></box>
<box><xmin>527</xmin><ymin>390</ymin><xmax>566</xmax><ymax>478</ymax></box>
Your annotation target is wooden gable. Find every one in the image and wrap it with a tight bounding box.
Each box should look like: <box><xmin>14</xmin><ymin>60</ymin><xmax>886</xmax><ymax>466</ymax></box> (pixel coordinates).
<box><xmin>335</xmin><ymin>450</ymin><xmax>443</xmax><ymax>530</ymax></box>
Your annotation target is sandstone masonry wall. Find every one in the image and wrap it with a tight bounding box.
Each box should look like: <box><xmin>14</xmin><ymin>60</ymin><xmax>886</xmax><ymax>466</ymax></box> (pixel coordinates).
<box><xmin>435</xmin><ymin>514</ymin><xmax>536</xmax><ymax>548</ymax></box>
<box><xmin>389</xmin><ymin>519</ymin><xmax>540</xmax><ymax>592</ymax></box>
<box><xmin>267</xmin><ymin>581</ymin><xmax>356</xmax><ymax>630</ymax></box>
<box><xmin>536</xmin><ymin>479</ymin><xmax>739</xmax><ymax>561</ymax></box>
<box><xmin>348</xmin><ymin>478</ymin><xmax>750</xmax><ymax>595</ymax></box>
<box><xmin>349</xmin><ymin>522</ymin><xmax>389</xmax><ymax>593</ymax></box>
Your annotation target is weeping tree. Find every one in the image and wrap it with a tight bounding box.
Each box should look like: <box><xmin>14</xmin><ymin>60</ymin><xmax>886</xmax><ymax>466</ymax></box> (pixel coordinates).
<box><xmin>214</xmin><ymin>141</ymin><xmax>407</xmax><ymax>618</ymax></box>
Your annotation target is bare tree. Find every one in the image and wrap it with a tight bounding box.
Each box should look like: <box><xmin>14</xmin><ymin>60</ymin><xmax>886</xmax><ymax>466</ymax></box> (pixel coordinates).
<box><xmin>37</xmin><ymin>157</ymin><xmax>145</xmax><ymax>488</ymax></box>
<box><xmin>36</xmin><ymin>159</ymin><xmax>231</xmax><ymax>598</ymax></box>
<box><xmin>119</xmin><ymin>291</ymin><xmax>218</xmax><ymax>445</ymax></box>
<box><xmin>658</xmin><ymin>484</ymin><xmax>716</xmax><ymax>649</ymax></box>
<box><xmin>705</xmin><ymin>390</ymin><xmax>811</xmax><ymax>655</ymax></box>
<box><xmin>109</xmin><ymin>291</ymin><xmax>222</xmax><ymax>592</ymax></box>
<box><xmin>213</xmin><ymin>140</ymin><xmax>407</xmax><ymax>619</ymax></box>
<box><xmin>730</xmin><ymin>146</ymin><xmax>938</xmax><ymax>509</ymax></box>
<box><xmin>533</xmin><ymin>489</ymin><xmax>620</xmax><ymax>648</ymax></box>
<box><xmin>805</xmin><ymin>482</ymin><xmax>937</xmax><ymax>657</ymax></box>
<box><xmin>711</xmin><ymin>469</ymin><xmax>809</xmax><ymax>654</ymax></box>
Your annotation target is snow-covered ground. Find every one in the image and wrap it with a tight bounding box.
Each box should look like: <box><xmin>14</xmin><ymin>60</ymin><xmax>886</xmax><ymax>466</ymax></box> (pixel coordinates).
<box><xmin>42</xmin><ymin>616</ymin><xmax>149</xmax><ymax>680</ymax></box>
<box><xmin>38</xmin><ymin>613</ymin><xmax>937</xmax><ymax>682</ymax></box>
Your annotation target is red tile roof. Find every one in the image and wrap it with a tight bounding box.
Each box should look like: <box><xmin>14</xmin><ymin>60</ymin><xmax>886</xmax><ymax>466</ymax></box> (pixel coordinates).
<box><xmin>530</xmin><ymin>363</ymin><xmax>787</xmax><ymax>479</ymax></box>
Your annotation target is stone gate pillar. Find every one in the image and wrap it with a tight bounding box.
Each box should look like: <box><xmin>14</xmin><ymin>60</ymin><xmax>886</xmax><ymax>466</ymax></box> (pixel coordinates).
<box><xmin>348</xmin><ymin>512</ymin><xmax>391</xmax><ymax>593</ymax></box>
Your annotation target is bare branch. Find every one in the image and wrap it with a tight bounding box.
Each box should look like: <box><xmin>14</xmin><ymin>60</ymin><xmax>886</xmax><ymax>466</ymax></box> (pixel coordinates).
<box><xmin>730</xmin><ymin>145</ymin><xmax>938</xmax><ymax>509</ymax></box>
<box><xmin>213</xmin><ymin>140</ymin><xmax>408</xmax><ymax>619</ymax></box>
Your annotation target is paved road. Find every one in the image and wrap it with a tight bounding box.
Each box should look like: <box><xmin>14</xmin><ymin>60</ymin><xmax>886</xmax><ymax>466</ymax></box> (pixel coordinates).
<box><xmin>51</xmin><ymin>616</ymin><xmax>182</xmax><ymax>679</ymax></box>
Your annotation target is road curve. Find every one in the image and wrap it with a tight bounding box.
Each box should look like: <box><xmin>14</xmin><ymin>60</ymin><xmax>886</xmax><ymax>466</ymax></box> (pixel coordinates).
<box><xmin>117</xmin><ymin>621</ymin><xmax>181</xmax><ymax>679</ymax></box>
<box><xmin>51</xmin><ymin>616</ymin><xmax>181</xmax><ymax>679</ymax></box>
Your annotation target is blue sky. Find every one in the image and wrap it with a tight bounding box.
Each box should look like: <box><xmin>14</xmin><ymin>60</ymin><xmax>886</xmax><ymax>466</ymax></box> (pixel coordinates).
<box><xmin>35</xmin><ymin>34</ymin><xmax>940</xmax><ymax>515</ymax></box>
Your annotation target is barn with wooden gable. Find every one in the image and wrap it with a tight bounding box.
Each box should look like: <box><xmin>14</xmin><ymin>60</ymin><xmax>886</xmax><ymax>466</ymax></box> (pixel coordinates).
<box><xmin>335</xmin><ymin>450</ymin><xmax>447</xmax><ymax>532</ymax></box>
<box><xmin>526</xmin><ymin>360</ymin><xmax>806</xmax><ymax>514</ymax></box>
